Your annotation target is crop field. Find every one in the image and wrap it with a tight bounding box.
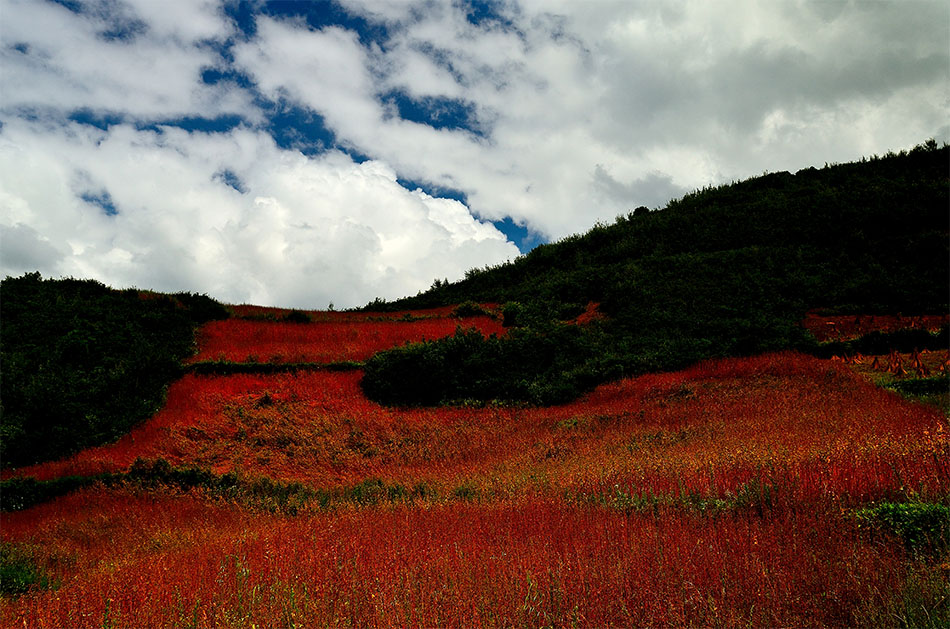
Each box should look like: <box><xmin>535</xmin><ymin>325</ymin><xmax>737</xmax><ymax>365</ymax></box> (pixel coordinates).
<box><xmin>188</xmin><ymin>306</ymin><xmax>505</xmax><ymax>364</ymax></box>
<box><xmin>801</xmin><ymin>312</ymin><xmax>950</xmax><ymax>343</ymax></box>
<box><xmin>2</xmin><ymin>309</ymin><xmax>948</xmax><ymax>628</ymax></box>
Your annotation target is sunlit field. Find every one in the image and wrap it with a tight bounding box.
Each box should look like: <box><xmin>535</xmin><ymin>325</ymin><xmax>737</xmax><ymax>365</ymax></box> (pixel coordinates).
<box><xmin>2</xmin><ymin>309</ymin><xmax>948</xmax><ymax>628</ymax></box>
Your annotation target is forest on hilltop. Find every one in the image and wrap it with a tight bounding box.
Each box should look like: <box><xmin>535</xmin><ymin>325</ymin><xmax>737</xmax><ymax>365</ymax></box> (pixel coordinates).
<box><xmin>361</xmin><ymin>141</ymin><xmax>949</xmax><ymax>406</ymax></box>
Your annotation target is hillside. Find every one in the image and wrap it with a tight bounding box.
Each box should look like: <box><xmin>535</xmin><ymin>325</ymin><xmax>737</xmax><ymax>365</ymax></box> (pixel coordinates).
<box><xmin>3</xmin><ymin>143</ymin><xmax>946</xmax><ymax>467</ymax></box>
<box><xmin>1</xmin><ymin>142</ymin><xmax>948</xmax><ymax>627</ymax></box>
<box><xmin>0</xmin><ymin>274</ymin><xmax>228</xmax><ymax>467</ymax></box>
<box><xmin>3</xmin><ymin>323</ymin><xmax>949</xmax><ymax>626</ymax></box>
<box><xmin>361</xmin><ymin>141</ymin><xmax>949</xmax><ymax>406</ymax></box>
<box><xmin>380</xmin><ymin>141</ymin><xmax>948</xmax><ymax>313</ymax></box>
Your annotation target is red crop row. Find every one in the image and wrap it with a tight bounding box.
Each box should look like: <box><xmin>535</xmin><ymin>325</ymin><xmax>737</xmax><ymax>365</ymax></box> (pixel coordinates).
<box><xmin>186</xmin><ymin>315</ymin><xmax>506</xmax><ymax>364</ymax></box>
<box><xmin>14</xmin><ymin>353</ymin><xmax>947</xmax><ymax>509</ymax></box>
<box><xmin>1</xmin><ymin>487</ymin><xmax>913</xmax><ymax>628</ymax></box>
<box><xmin>227</xmin><ymin>304</ymin><xmax>478</xmax><ymax>321</ymax></box>
<box><xmin>801</xmin><ymin>311</ymin><xmax>949</xmax><ymax>342</ymax></box>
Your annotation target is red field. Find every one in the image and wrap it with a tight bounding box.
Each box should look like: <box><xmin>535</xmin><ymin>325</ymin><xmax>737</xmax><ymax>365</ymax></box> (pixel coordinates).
<box><xmin>2</xmin><ymin>310</ymin><xmax>948</xmax><ymax>627</ymax></box>
<box><xmin>188</xmin><ymin>309</ymin><xmax>505</xmax><ymax>364</ymax></box>
<box><xmin>801</xmin><ymin>311</ymin><xmax>949</xmax><ymax>342</ymax></box>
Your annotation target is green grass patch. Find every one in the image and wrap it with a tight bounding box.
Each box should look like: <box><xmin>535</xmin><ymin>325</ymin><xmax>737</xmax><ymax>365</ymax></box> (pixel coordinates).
<box><xmin>883</xmin><ymin>376</ymin><xmax>950</xmax><ymax>414</ymax></box>
<box><xmin>2</xmin><ymin>459</ymin><xmax>438</xmax><ymax>514</ymax></box>
<box><xmin>187</xmin><ymin>360</ymin><xmax>363</xmax><ymax>375</ymax></box>
<box><xmin>0</xmin><ymin>543</ymin><xmax>55</xmax><ymax>596</ymax></box>
<box><xmin>854</xmin><ymin>563</ymin><xmax>950</xmax><ymax>628</ymax></box>
<box><xmin>854</xmin><ymin>501</ymin><xmax>950</xmax><ymax>556</ymax></box>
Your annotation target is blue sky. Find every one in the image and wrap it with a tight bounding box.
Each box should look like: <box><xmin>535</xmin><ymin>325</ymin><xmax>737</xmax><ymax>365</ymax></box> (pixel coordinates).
<box><xmin>1</xmin><ymin>0</ymin><xmax>947</xmax><ymax>308</ymax></box>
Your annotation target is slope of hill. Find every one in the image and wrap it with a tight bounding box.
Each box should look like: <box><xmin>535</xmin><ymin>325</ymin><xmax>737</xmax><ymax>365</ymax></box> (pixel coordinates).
<box><xmin>361</xmin><ymin>141</ymin><xmax>949</xmax><ymax>406</ymax></box>
<box><xmin>3</xmin><ymin>346</ymin><xmax>948</xmax><ymax>626</ymax></box>
<box><xmin>379</xmin><ymin>141</ymin><xmax>948</xmax><ymax>314</ymax></box>
<box><xmin>0</xmin><ymin>273</ymin><xmax>228</xmax><ymax>467</ymax></box>
<box><xmin>1</xmin><ymin>142</ymin><xmax>948</xmax><ymax>626</ymax></box>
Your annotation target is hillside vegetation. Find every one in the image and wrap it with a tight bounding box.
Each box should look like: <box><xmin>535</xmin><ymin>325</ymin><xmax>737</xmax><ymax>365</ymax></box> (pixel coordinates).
<box><xmin>362</xmin><ymin>141</ymin><xmax>949</xmax><ymax>406</ymax></box>
<box><xmin>0</xmin><ymin>273</ymin><xmax>227</xmax><ymax>467</ymax></box>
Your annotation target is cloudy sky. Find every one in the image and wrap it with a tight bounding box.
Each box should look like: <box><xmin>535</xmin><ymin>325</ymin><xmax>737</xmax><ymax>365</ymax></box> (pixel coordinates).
<box><xmin>2</xmin><ymin>0</ymin><xmax>947</xmax><ymax>308</ymax></box>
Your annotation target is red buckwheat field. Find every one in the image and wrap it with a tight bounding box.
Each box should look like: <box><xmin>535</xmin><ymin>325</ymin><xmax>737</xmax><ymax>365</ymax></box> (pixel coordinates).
<box><xmin>2</xmin><ymin>306</ymin><xmax>948</xmax><ymax>628</ymax></box>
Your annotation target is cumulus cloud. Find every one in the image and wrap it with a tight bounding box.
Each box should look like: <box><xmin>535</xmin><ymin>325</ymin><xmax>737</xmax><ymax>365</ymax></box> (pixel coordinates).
<box><xmin>303</xmin><ymin>0</ymin><xmax>950</xmax><ymax>235</ymax></box>
<box><xmin>0</xmin><ymin>222</ymin><xmax>65</xmax><ymax>275</ymax></box>
<box><xmin>0</xmin><ymin>119</ymin><xmax>517</xmax><ymax>307</ymax></box>
<box><xmin>0</xmin><ymin>0</ymin><xmax>518</xmax><ymax>307</ymax></box>
<box><xmin>0</xmin><ymin>0</ymin><xmax>251</xmax><ymax>120</ymax></box>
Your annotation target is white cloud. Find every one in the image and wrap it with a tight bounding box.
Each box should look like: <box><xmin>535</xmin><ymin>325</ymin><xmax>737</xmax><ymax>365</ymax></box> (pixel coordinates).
<box><xmin>234</xmin><ymin>19</ymin><xmax>383</xmax><ymax>132</ymax></box>
<box><xmin>0</xmin><ymin>0</ymin><xmax>251</xmax><ymax>120</ymax></box>
<box><xmin>267</xmin><ymin>0</ymin><xmax>949</xmax><ymax>237</ymax></box>
<box><xmin>0</xmin><ymin>119</ymin><xmax>518</xmax><ymax>307</ymax></box>
<box><xmin>122</xmin><ymin>0</ymin><xmax>229</xmax><ymax>44</ymax></box>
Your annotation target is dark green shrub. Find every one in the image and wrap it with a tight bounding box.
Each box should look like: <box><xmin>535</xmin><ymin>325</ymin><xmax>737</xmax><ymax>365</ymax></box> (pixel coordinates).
<box><xmin>817</xmin><ymin>326</ymin><xmax>949</xmax><ymax>358</ymax></box>
<box><xmin>0</xmin><ymin>544</ymin><xmax>53</xmax><ymax>596</ymax></box>
<box><xmin>348</xmin><ymin>478</ymin><xmax>387</xmax><ymax>505</ymax></box>
<box><xmin>361</xmin><ymin>324</ymin><xmax>606</xmax><ymax>406</ymax></box>
<box><xmin>887</xmin><ymin>376</ymin><xmax>950</xmax><ymax>397</ymax></box>
<box><xmin>171</xmin><ymin>291</ymin><xmax>230</xmax><ymax>323</ymax></box>
<box><xmin>856</xmin><ymin>502</ymin><xmax>950</xmax><ymax>555</ymax></box>
<box><xmin>0</xmin><ymin>274</ymin><xmax>228</xmax><ymax>467</ymax></box>
<box><xmin>0</xmin><ymin>475</ymin><xmax>100</xmax><ymax>512</ymax></box>
<box><xmin>282</xmin><ymin>309</ymin><xmax>312</xmax><ymax>324</ymax></box>
<box><xmin>453</xmin><ymin>301</ymin><xmax>492</xmax><ymax>318</ymax></box>
<box><xmin>501</xmin><ymin>301</ymin><xmax>524</xmax><ymax>327</ymax></box>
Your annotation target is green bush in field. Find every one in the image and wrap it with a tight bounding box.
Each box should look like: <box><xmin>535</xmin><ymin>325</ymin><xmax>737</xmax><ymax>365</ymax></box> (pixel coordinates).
<box><xmin>501</xmin><ymin>301</ymin><xmax>524</xmax><ymax>327</ymax></box>
<box><xmin>856</xmin><ymin>502</ymin><xmax>950</xmax><ymax>556</ymax></box>
<box><xmin>0</xmin><ymin>543</ymin><xmax>53</xmax><ymax>596</ymax></box>
<box><xmin>362</xmin><ymin>324</ymin><xmax>615</xmax><ymax>406</ymax></box>
<box><xmin>452</xmin><ymin>300</ymin><xmax>492</xmax><ymax>318</ymax></box>
<box><xmin>281</xmin><ymin>309</ymin><xmax>312</xmax><ymax>323</ymax></box>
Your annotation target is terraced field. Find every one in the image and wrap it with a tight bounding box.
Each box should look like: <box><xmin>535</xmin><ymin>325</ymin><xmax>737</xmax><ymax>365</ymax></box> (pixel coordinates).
<box><xmin>2</xmin><ymin>309</ymin><xmax>948</xmax><ymax>628</ymax></box>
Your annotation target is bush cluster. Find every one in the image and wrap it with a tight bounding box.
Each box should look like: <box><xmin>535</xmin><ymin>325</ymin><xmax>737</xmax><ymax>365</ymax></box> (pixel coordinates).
<box><xmin>281</xmin><ymin>309</ymin><xmax>312</xmax><ymax>323</ymax></box>
<box><xmin>452</xmin><ymin>301</ymin><xmax>493</xmax><ymax>318</ymax></box>
<box><xmin>0</xmin><ymin>273</ymin><xmax>228</xmax><ymax>468</ymax></box>
<box><xmin>814</xmin><ymin>326</ymin><xmax>949</xmax><ymax>358</ymax></box>
<box><xmin>363</xmin><ymin>324</ymin><xmax>614</xmax><ymax>406</ymax></box>
<box><xmin>855</xmin><ymin>501</ymin><xmax>950</xmax><ymax>556</ymax></box>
